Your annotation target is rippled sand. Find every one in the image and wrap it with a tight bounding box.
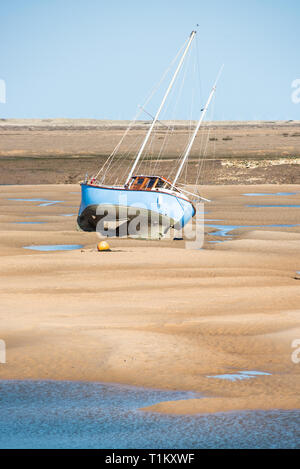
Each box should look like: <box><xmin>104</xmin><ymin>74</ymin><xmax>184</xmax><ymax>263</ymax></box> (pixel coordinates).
<box><xmin>0</xmin><ymin>184</ymin><xmax>299</xmax><ymax>414</ymax></box>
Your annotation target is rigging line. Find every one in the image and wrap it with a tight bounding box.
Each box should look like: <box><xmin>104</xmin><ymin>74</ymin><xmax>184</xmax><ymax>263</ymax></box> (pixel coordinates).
<box><xmin>172</xmin><ymin>65</ymin><xmax>223</xmax><ymax>188</ymax></box>
<box><xmin>168</xmin><ymin>140</ymin><xmax>188</xmax><ymax>181</ymax></box>
<box><xmin>125</xmin><ymin>31</ymin><xmax>197</xmax><ymax>186</ymax></box>
<box><xmin>118</xmin><ymin>125</ymin><xmax>156</xmax><ymax>183</ymax></box>
<box><xmin>138</xmin><ymin>106</ymin><xmax>169</xmax><ymax>129</ymax></box>
<box><xmin>112</xmin><ymin>132</ymin><xmax>146</xmax><ymax>184</ymax></box>
<box><xmin>95</xmin><ymin>111</ymin><xmax>142</xmax><ymax>182</ymax></box>
<box><xmin>148</xmin><ymin>122</ymin><xmax>160</xmax><ymax>167</ymax></box>
<box><xmin>101</xmin><ymin>115</ymin><xmax>154</xmax><ymax>183</ymax></box>
<box><xmin>186</xmin><ymin>32</ymin><xmax>205</xmax><ymax>183</ymax></box>
<box><xmin>152</xmin><ymin>39</ymin><xmax>194</xmax><ymax>178</ymax></box>
<box><xmin>195</xmin><ymin>108</ymin><xmax>214</xmax><ymax>187</ymax></box>
<box><xmin>94</xmin><ymin>36</ymin><xmax>190</xmax><ymax>183</ymax></box>
<box><xmin>184</xmin><ymin>51</ymin><xmax>198</xmax><ymax>187</ymax></box>
<box><xmin>195</xmin><ymin>96</ymin><xmax>216</xmax><ymax>187</ymax></box>
<box><xmin>207</xmin><ymin>97</ymin><xmax>217</xmax><ymax>186</ymax></box>
<box><xmin>152</xmin><ymin>126</ymin><xmax>171</xmax><ymax>174</ymax></box>
<box><xmin>188</xmin><ymin>49</ymin><xmax>198</xmax><ymax>139</ymax></box>
<box><xmin>168</xmin><ymin>72</ymin><xmax>197</xmax><ymax>181</ymax></box>
<box><xmin>138</xmin><ymin>88</ymin><xmax>182</xmax><ymax>177</ymax></box>
<box><xmin>183</xmin><ymin>151</ymin><xmax>188</xmax><ymax>185</ymax></box>
<box><xmin>195</xmin><ymin>126</ymin><xmax>212</xmax><ymax>187</ymax></box>
<box><xmin>150</xmin><ymin>74</ymin><xmax>182</xmax><ymax>171</ymax></box>
<box><xmin>180</xmin><ymin>49</ymin><xmax>202</xmax><ymax>185</ymax></box>
<box><xmin>125</xmin><ymin>35</ymin><xmax>190</xmax><ymax>179</ymax></box>
<box><xmin>151</xmin><ymin>124</ymin><xmax>171</xmax><ymax>174</ymax></box>
<box><xmin>140</xmin><ymin>123</ymin><xmax>157</xmax><ymax>175</ymax></box>
<box><xmin>195</xmin><ymin>34</ymin><xmax>203</xmax><ymax>117</ymax></box>
<box><xmin>196</xmin><ymin>70</ymin><xmax>209</xmax><ymax>168</ymax></box>
<box><xmin>152</xmin><ymin>118</ymin><xmax>176</xmax><ymax>174</ymax></box>
<box><xmin>108</xmin><ymin>128</ymin><xmax>145</xmax><ymax>184</ymax></box>
<box><xmin>97</xmin><ymin>113</ymin><xmax>148</xmax><ymax>182</ymax></box>
<box><xmin>148</xmin><ymin>48</ymin><xmax>191</xmax><ymax>177</ymax></box>
<box><xmin>200</xmin><ymin>133</ymin><xmax>213</xmax><ymax>187</ymax></box>
<box><xmin>206</xmin><ymin>103</ymin><xmax>218</xmax><ymax>186</ymax></box>
<box><xmin>166</xmin><ymin>51</ymin><xmax>200</xmax><ymax>182</ymax></box>
<box><xmin>111</xmin><ymin>40</ymin><xmax>190</xmax><ymax>184</ymax></box>
<box><xmin>197</xmin><ymin>126</ymin><xmax>208</xmax><ymax>181</ymax></box>
<box><xmin>133</xmin><ymin>121</ymin><xmax>156</xmax><ymax>175</ymax></box>
<box><xmin>139</xmin><ymin>34</ymin><xmax>190</xmax><ymax>113</ymax></box>
<box><xmin>158</xmin><ymin>44</ymin><xmax>194</xmax><ymax>180</ymax></box>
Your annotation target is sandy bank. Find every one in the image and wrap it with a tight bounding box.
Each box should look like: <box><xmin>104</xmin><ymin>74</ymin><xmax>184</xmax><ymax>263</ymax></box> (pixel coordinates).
<box><xmin>0</xmin><ymin>184</ymin><xmax>299</xmax><ymax>414</ymax></box>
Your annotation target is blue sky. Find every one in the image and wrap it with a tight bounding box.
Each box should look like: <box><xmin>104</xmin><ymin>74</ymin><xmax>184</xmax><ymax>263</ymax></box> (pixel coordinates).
<box><xmin>0</xmin><ymin>0</ymin><xmax>299</xmax><ymax>120</ymax></box>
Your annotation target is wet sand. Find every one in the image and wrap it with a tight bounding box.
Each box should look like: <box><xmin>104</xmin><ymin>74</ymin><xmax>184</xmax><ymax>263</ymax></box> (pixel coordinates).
<box><xmin>0</xmin><ymin>183</ymin><xmax>299</xmax><ymax>414</ymax></box>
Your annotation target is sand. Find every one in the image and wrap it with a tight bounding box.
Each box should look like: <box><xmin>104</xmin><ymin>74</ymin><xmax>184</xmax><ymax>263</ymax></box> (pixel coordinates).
<box><xmin>0</xmin><ymin>183</ymin><xmax>299</xmax><ymax>415</ymax></box>
<box><xmin>1</xmin><ymin>120</ymin><xmax>300</xmax><ymax>185</ymax></box>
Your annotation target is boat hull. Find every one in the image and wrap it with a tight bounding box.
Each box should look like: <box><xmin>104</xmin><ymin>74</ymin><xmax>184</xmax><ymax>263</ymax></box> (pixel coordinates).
<box><xmin>77</xmin><ymin>184</ymin><xmax>195</xmax><ymax>238</ymax></box>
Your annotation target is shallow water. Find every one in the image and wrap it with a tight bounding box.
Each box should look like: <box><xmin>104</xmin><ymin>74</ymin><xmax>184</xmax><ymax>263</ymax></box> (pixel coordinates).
<box><xmin>23</xmin><ymin>244</ymin><xmax>83</xmax><ymax>252</ymax></box>
<box><xmin>8</xmin><ymin>198</ymin><xmax>63</xmax><ymax>207</ymax></box>
<box><xmin>208</xmin><ymin>240</ymin><xmax>227</xmax><ymax>244</ymax></box>
<box><xmin>207</xmin><ymin>371</ymin><xmax>271</xmax><ymax>382</ymax></box>
<box><xmin>243</xmin><ymin>192</ymin><xmax>298</xmax><ymax>197</ymax></box>
<box><xmin>206</xmin><ymin>223</ymin><xmax>300</xmax><ymax>239</ymax></box>
<box><xmin>0</xmin><ymin>381</ymin><xmax>298</xmax><ymax>449</ymax></box>
<box><xmin>247</xmin><ymin>205</ymin><xmax>300</xmax><ymax>208</ymax></box>
<box><xmin>13</xmin><ymin>222</ymin><xmax>45</xmax><ymax>225</ymax></box>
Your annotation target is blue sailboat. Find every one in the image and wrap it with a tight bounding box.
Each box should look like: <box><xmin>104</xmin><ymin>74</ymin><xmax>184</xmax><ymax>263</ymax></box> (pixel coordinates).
<box><xmin>78</xmin><ymin>175</ymin><xmax>196</xmax><ymax>237</ymax></box>
<box><xmin>77</xmin><ymin>30</ymin><xmax>219</xmax><ymax>239</ymax></box>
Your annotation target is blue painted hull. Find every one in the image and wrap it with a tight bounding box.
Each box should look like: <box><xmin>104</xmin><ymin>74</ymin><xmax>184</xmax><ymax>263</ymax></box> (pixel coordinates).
<box><xmin>77</xmin><ymin>184</ymin><xmax>195</xmax><ymax>235</ymax></box>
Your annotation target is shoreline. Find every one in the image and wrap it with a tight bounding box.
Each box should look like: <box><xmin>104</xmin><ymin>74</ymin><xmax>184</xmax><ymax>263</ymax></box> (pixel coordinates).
<box><xmin>141</xmin><ymin>396</ymin><xmax>300</xmax><ymax>415</ymax></box>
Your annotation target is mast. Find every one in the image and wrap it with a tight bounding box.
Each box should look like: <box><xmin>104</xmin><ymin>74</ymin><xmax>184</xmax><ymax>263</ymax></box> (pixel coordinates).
<box><xmin>172</xmin><ymin>66</ymin><xmax>224</xmax><ymax>188</ymax></box>
<box><xmin>125</xmin><ymin>30</ymin><xmax>197</xmax><ymax>185</ymax></box>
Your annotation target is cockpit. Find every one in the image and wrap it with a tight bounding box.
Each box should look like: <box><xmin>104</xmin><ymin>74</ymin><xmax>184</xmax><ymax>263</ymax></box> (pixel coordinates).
<box><xmin>127</xmin><ymin>176</ymin><xmax>179</xmax><ymax>192</ymax></box>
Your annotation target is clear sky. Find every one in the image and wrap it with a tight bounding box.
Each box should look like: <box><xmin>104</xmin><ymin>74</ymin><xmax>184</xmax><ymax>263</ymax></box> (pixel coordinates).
<box><xmin>0</xmin><ymin>0</ymin><xmax>299</xmax><ymax>120</ymax></box>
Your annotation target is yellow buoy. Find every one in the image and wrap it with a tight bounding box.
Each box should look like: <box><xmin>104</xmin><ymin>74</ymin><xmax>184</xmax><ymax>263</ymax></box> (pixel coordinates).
<box><xmin>97</xmin><ymin>241</ymin><xmax>111</xmax><ymax>252</ymax></box>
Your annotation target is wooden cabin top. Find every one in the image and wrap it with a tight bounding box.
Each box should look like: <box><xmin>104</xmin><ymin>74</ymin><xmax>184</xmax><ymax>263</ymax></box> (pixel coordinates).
<box><xmin>127</xmin><ymin>175</ymin><xmax>179</xmax><ymax>192</ymax></box>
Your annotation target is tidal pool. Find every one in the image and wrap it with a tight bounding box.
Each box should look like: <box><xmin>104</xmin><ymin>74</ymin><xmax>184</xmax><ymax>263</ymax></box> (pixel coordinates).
<box><xmin>208</xmin><ymin>240</ymin><xmax>228</xmax><ymax>244</ymax></box>
<box><xmin>207</xmin><ymin>371</ymin><xmax>271</xmax><ymax>382</ymax></box>
<box><xmin>247</xmin><ymin>205</ymin><xmax>300</xmax><ymax>208</ymax></box>
<box><xmin>8</xmin><ymin>198</ymin><xmax>64</xmax><ymax>207</ymax></box>
<box><xmin>206</xmin><ymin>223</ymin><xmax>300</xmax><ymax>239</ymax></box>
<box><xmin>23</xmin><ymin>244</ymin><xmax>83</xmax><ymax>252</ymax></box>
<box><xmin>243</xmin><ymin>192</ymin><xmax>298</xmax><ymax>197</ymax></box>
<box><xmin>13</xmin><ymin>222</ymin><xmax>45</xmax><ymax>225</ymax></box>
<box><xmin>0</xmin><ymin>380</ymin><xmax>298</xmax><ymax>449</ymax></box>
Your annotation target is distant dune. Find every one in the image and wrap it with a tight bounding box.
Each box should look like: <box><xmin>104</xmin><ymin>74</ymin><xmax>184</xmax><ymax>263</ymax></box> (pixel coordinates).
<box><xmin>1</xmin><ymin>118</ymin><xmax>300</xmax><ymax>129</ymax></box>
<box><xmin>0</xmin><ymin>119</ymin><xmax>300</xmax><ymax>185</ymax></box>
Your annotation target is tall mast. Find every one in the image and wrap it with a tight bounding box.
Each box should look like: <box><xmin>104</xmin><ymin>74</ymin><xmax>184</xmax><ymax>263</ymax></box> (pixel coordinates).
<box><xmin>125</xmin><ymin>30</ymin><xmax>197</xmax><ymax>185</ymax></box>
<box><xmin>172</xmin><ymin>65</ymin><xmax>224</xmax><ymax>188</ymax></box>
